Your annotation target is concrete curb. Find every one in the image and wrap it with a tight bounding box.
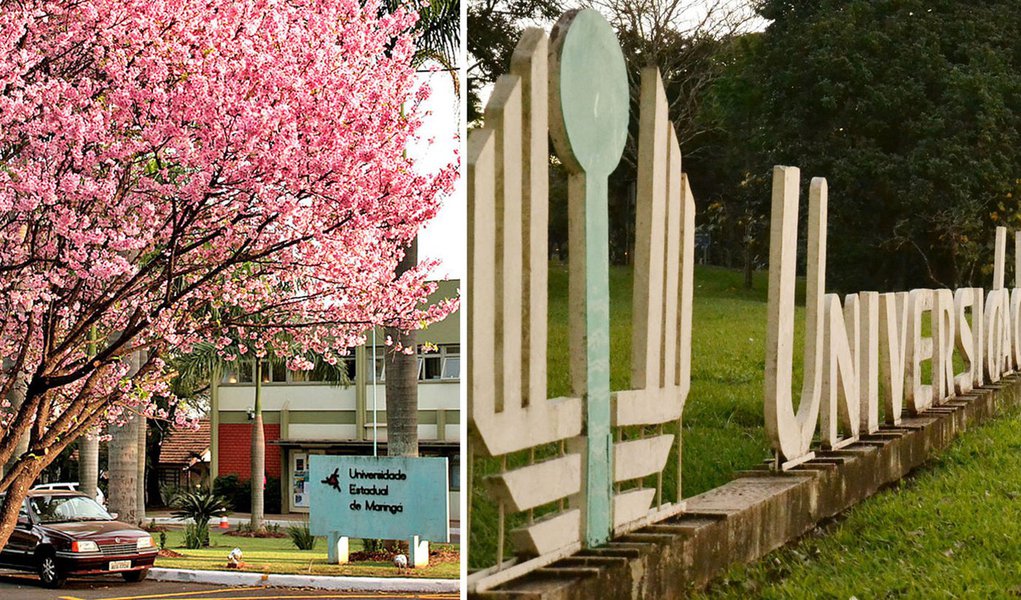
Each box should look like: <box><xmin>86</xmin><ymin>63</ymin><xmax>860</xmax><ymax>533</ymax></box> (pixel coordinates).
<box><xmin>149</xmin><ymin>567</ymin><xmax>460</xmax><ymax>593</ymax></box>
<box><xmin>147</xmin><ymin>516</ymin><xmax>461</xmax><ymax>538</ymax></box>
<box><xmin>472</xmin><ymin>376</ymin><xmax>1021</xmax><ymax>598</ymax></box>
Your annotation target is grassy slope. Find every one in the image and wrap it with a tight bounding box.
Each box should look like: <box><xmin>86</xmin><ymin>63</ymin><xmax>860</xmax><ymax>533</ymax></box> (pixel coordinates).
<box><xmin>155</xmin><ymin>530</ymin><xmax>459</xmax><ymax>578</ymax></box>
<box><xmin>471</xmin><ymin>262</ymin><xmax>1008</xmax><ymax>593</ymax></box>
<box><xmin>470</xmin><ymin>263</ymin><xmax>806</xmax><ymax>568</ymax></box>
<box><xmin>698</xmin><ymin>404</ymin><xmax>1021</xmax><ymax>598</ymax></box>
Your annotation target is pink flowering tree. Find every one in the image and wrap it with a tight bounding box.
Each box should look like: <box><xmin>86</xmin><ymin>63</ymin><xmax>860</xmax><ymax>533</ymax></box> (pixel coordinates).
<box><xmin>0</xmin><ymin>0</ymin><xmax>457</xmax><ymax>550</ymax></box>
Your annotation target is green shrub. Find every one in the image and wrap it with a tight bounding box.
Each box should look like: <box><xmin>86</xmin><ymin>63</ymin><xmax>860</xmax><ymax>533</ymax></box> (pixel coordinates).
<box><xmin>265</xmin><ymin>477</ymin><xmax>282</xmax><ymax>514</ymax></box>
<box><xmin>183</xmin><ymin>522</ymin><xmax>206</xmax><ymax>549</ymax></box>
<box><xmin>171</xmin><ymin>488</ymin><xmax>230</xmax><ymax>548</ymax></box>
<box><xmin>287</xmin><ymin>520</ymin><xmax>317</xmax><ymax>550</ymax></box>
<box><xmin>363</xmin><ymin>539</ymin><xmax>385</xmax><ymax>553</ymax></box>
<box><xmin>212</xmin><ymin>475</ymin><xmax>250</xmax><ymax>512</ymax></box>
<box><xmin>213</xmin><ymin>475</ymin><xmax>282</xmax><ymax>514</ymax></box>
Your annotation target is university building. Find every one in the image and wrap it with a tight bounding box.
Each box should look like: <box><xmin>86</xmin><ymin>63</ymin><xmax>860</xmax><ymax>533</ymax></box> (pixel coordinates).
<box><xmin>210</xmin><ymin>280</ymin><xmax>461</xmax><ymax>518</ymax></box>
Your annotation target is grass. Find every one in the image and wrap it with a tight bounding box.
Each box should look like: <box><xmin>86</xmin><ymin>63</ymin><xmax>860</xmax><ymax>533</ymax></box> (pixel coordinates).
<box><xmin>470</xmin><ymin>263</ymin><xmax>807</xmax><ymax>568</ymax></box>
<box><xmin>697</xmin><ymin>404</ymin><xmax>1021</xmax><ymax>598</ymax></box>
<box><xmin>155</xmin><ymin>530</ymin><xmax>459</xmax><ymax>579</ymax></box>
<box><xmin>470</xmin><ymin>261</ymin><xmax>1003</xmax><ymax>591</ymax></box>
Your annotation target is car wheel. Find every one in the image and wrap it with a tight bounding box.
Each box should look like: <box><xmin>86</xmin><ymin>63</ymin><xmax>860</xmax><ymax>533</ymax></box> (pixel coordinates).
<box><xmin>38</xmin><ymin>551</ymin><xmax>66</xmax><ymax>588</ymax></box>
<box><xmin>122</xmin><ymin>569</ymin><xmax>149</xmax><ymax>583</ymax></box>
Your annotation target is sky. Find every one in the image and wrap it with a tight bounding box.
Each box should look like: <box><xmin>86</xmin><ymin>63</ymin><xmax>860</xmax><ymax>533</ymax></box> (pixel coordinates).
<box><xmin>410</xmin><ymin>67</ymin><xmax>465</xmax><ymax>283</ymax></box>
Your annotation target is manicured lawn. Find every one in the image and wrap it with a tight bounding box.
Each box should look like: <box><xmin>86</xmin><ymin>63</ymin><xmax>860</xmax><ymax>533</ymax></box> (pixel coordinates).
<box><xmin>698</xmin><ymin>404</ymin><xmax>1021</xmax><ymax>598</ymax></box>
<box><xmin>155</xmin><ymin>530</ymin><xmax>459</xmax><ymax>578</ymax></box>
<box><xmin>470</xmin><ymin>263</ymin><xmax>804</xmax><ymax>568</ymax></box>
<box><xmin>470</xmin><ymin>261</ymin><xmax>1008</xmax><ymax>593</ymax></box>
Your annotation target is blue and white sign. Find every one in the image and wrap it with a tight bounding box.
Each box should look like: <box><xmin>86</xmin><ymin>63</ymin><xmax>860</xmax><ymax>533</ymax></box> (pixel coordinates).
<box><xmin>309</xmin><ymin>455</ymin><xmax>449</xmax><ymax>542</ymax></box>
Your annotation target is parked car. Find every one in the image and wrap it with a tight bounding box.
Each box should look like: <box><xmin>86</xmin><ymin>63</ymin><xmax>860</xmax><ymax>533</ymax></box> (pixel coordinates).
<box><xmin>32</xmin><ymin>482</ymin><xmax>105</xmax><ymax>506</ymax></box>
<box><xmin>0</xmin><ymin>490</ymin><xmax>157</xmax><ymax>588</ymax></box>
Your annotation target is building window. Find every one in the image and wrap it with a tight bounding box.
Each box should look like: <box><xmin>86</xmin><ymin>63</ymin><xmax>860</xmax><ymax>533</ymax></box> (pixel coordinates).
<box><xmin>422</xmin><ymin>354</ymin><xmax>443</xmax><ymax>380</ymax></box>
<box><xmin>222</xmin><ymin>357</ymin><xmax>356</xmax><ymax>385</ymax></box>
<box><xmin>373</xmin><ymin>347</ymin><xmax>386</xmax><ymax>382</ymax></box>
<box><xmin>373</xmin><ymin>345</ymin><xmax>460</xmax><ymax>382</ymax></box>
<box><xmin>448</xmin><ymin>455</ymin><xmax>460</xmax><ymax>491</ymax></box>
<box><xmin>441</xmin><ymin>345</ymin><xmax>460</xmax><ymax>380</ymax></box>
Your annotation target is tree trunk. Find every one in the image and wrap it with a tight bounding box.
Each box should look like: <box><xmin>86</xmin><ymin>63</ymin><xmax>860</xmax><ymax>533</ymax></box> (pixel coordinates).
<box><xmin>108</xmin><ymin>352</ymin><xmax>140</xmax><ymax>524</ymax></box>
<box><xmin>0</xmin><ymin>460</ymin><xmax>46</xmax><ymax>552</ymax></box>
<box><xmin>136</xmin><ymin>413</ymin><xmax>146</xmax><ymax>522</ymax></box>
<box><xmin>3</xmin><ymin>377</ymin><xmax>29</xmax><ymax>477</ymax></box>
<box><xmin>78</xmin><ymin>431</ymin><xmax>99</xmax><ymax>502</ymax></box>
<box><xmin>250</xmin><ymin>361</ymin><xmax>265</xmax><ymax>530</ymax></box>
<box><xmin>385</xmin><ymin>240</ymin><xmax>419</xmax><ymax>458</ymax></box>
<box><xmin>108</xmin><ymin>415</ymin><xmax>139</xmax><ymax>524</ymax></box>
<box><xmin>743</xmin><ymin>247</ymin><xmax>754</xmax><ymax>290</ymax></box>
<box><xmin>79</xmin><ymin>325</ymin><xmax>100</xmax><ymax>503</ymax></box>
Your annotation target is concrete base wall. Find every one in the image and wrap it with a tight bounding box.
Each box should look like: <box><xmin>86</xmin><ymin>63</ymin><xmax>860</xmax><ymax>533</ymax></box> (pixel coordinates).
<box><xmin>472</xmin><ymin>377</ymin><xmax>1021</xmax><ymax>599</ymax></box>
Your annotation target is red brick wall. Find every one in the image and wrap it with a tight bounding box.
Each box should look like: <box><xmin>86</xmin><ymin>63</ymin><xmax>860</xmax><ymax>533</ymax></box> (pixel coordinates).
<box><xmin>217</xmin><ymin>423</ymin><xmax>282</xmax><ymax>480</ymax></box>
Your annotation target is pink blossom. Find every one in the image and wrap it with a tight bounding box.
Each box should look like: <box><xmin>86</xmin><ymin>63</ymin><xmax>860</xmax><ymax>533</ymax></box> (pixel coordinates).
<box><xmin>0</xmin><ymin>0</ymin><xmax>458</xmax><ymax>546</ymax></box>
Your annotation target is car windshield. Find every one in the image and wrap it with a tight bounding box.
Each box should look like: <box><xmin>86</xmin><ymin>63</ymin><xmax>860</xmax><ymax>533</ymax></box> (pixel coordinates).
<box><xmin>30</xmin><ymin>496</ymin><xmax>112</xmax><ymax>523</ymax></box>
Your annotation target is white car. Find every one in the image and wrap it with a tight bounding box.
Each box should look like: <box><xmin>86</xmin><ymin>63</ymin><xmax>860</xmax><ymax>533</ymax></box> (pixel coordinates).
<box><xmin>32</xmin><ymin>482</ymin><xmax>105</xmax><ymax>506</ymax></box>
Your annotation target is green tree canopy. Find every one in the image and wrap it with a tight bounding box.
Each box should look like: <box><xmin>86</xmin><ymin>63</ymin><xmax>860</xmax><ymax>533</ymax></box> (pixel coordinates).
<box><xmin>712</xmin><ymin>0</ymin><xmax>1021</xmax><ymax>290</ymax></box>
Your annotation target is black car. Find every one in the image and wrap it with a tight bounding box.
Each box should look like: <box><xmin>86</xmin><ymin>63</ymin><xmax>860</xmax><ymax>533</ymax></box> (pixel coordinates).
<box><xmin>0</xmin><ymin>490</ymin><xmax>157</xmax><ymax>588</ymax></box>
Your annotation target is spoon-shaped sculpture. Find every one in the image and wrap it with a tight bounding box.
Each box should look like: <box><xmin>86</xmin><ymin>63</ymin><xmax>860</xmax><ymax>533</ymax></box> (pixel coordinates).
<box><xmin>549</xmin><ymin>8</ymin><xmax>629</xmax><ymax>547</ymax></box>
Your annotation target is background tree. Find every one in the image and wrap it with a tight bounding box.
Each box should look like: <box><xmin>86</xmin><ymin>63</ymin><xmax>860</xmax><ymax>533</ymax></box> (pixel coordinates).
<box><xmin>706</xmin><ymin>0</ymin><xmax>1021</xmax><ymax>290</ymax></box>
<box><xmin>385</xmin><ymin>0</ymin><xmax>464</xmax><ymax>459</ymax></box>
<box><xmin>0</xmin><ymin>0</ymin><xmax>456</xmax><ymax>551</ymax></box>
<box><xmin>602</xmin><ymin>0</ymin><xmax>757</xmax><ymax>263</ymax></box>
<box><xmin>467</xmin><ymin>0</ymin><xmax>564</xmax><ymax>122</ymax></box>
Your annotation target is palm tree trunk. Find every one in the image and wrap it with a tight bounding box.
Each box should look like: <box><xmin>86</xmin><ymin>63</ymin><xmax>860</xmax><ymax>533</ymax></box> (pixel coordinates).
<box><xmin>136</xmin><ymin>412</ymin><xmax>147</xmax><ymax>521</ymax></box>
<box><xmin>108</xmin><ymin>352</ymin><xmax>140</xmax><ymax>524</ymax></box>
<box><xmin>250</xmin><ymin>360</ymin><xmax>265</xmax><ymax>530</ymax></box>
<box><xmin>385</xmin><ymin>240</ymin><xmax>420</xmax><ymax>458</ymax></box>
<box><xmin>79</xmin><ymin>326</ymin><xmax>100</xmax><ymax>502</ymax></box>
<box><xmin>108</xmin><ymin>417</ymin><xmax>139</xmax><ymax>523</ymax></box>
<box><xmin>79</xmin><ymin>432</ymin><xmax>99</xmax><ymax>502</ymax></box>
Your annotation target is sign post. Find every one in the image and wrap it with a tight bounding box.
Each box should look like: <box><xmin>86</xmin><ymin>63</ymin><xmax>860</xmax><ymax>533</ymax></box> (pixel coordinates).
<box><xmin>309</xmin><ymin>455</ymin><xmax>449</xmax><ymax>567</ymax></box>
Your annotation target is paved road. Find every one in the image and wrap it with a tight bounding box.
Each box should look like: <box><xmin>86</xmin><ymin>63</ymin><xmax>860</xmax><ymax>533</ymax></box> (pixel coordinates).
<box><xmin>0</xmin><ymin>572</ymin><xmax>457</xmax><ymax>600</ymax></box>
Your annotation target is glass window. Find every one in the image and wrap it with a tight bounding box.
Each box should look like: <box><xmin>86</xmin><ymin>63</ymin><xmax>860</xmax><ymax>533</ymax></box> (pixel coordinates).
<box><xmin>237</xmin><ymin>360</ymin><xmax>254</xmax><ymax>383</ymax></box>
<box><xmin>448</xmin><ymin>456</ymin><xmax>460</xmax><ymax>491</ymax></box>
<box><xmin>270</xmin><ymin>360</ymin><xmax>287</xmax><ymax>383</ymax></box>
<box><xmin>423</xmin><ymin>355</ymin><xmax>443</xmax><ymax>380</ymax></box>
<box><xmin>373</xmin><ymin>348</ymin><xmax>386</xmax><ymax>382</ymax></box>
<box><xmin>441</xmin><ymin>355</ymin><xmax>460</xmax><ymax>380</ymax></box>
<box><xmin>29</xmin><ymin>495</ymin><xmax>112</xmax><ymax>523</ymax></box>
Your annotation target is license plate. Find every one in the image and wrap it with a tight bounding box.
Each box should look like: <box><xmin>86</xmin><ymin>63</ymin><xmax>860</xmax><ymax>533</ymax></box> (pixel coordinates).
<box><xmin>109</xmin><ymin>560</ymin><xmax>132</xmax><ymax>571</ymax></box>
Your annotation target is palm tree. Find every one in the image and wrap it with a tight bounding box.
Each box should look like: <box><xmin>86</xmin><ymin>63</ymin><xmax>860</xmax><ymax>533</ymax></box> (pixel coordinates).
<box><xmin>108</xmin><ymin>351</ymin><xmax>142</xmax><ymax>524</ymax></box>
<box><xmin>251</xmin><ymin>360</ymin><xmax>265</xmax><ymax>529</ymax></box>
<box><xmin>384</xmin><ymin>0</ymin><xmax>461</xmax><ymax>459</ymax></box>
<box><xmin>78</xmin><ymin>325</ymin><xmax>100</xmax><ymax>502</ymax></box>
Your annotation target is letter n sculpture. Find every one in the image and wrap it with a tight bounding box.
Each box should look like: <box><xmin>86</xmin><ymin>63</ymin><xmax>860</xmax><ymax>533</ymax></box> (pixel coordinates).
<box><xmin>468</xmin><ymin>10</ymin><xmax>694</xmax><ymax>592</ymax></box>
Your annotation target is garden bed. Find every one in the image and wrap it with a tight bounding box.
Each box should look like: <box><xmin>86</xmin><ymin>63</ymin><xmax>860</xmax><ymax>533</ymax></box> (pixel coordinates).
<box><xmin>155</xmin><ymin>530</ymin><xmax>460</xmax><ymax>579</ymax></box>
